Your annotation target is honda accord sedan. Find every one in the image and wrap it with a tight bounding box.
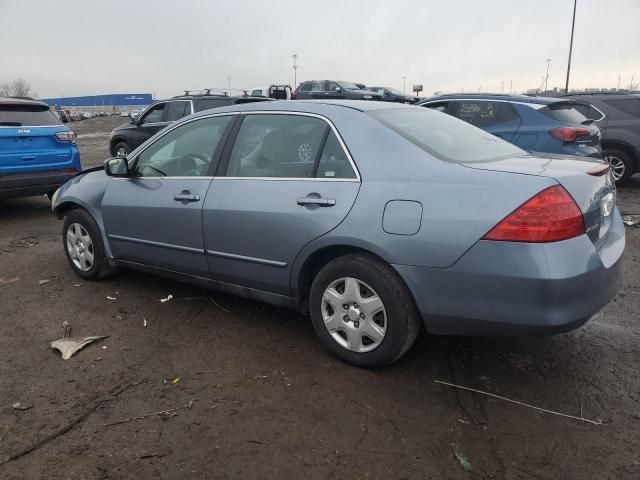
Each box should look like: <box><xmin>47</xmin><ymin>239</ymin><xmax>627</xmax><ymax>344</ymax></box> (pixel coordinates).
<box><xmin>51</xmin><ymin>100</ymin><xmax>624</xmax><ymax>368</ymax></box>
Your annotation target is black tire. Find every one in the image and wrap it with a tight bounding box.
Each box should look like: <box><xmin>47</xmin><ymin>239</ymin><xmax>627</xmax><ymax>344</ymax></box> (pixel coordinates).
<box><xmin>309</xmin><ymin>253</ymin><xmax>421</xmax><ymax>368</ymax></box>
<box><xmin>112</xmin><ymin>141</ymin><xmax>131</xmax><ymax>158</ymax></box>
<box><xmin>62</xmin><ymin>208</ymin><xmax>116</xmax><ymax>280</ymax></box>
<box><xmin>603</xmin><ymin>148</ymin><xmax>634</xmax><ymax>185</ymax></box>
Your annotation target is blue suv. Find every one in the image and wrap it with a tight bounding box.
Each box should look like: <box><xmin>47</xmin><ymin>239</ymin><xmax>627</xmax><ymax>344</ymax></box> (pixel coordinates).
<box><xmin>418</xmin><ymin>94</ymin><xmax>602</xmax><ymax>158</ymax></box>
<box><xmin>0</xmin><ymin>98</ymin><xmax>81</xmax><ymax>199</ymax></box>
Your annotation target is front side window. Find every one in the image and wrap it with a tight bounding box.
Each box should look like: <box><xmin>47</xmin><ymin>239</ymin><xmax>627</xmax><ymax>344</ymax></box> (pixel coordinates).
<box><xmin>139</xmin><ymin>103</ymin><xmax>166</xmax><ymax>124</ymax></box>
<box><xmin>298</xmin><ymin>82</ymin><xmax>312</xmax><ymax>92</ymax></box>
<box><xmin>226</xmin><ymin>114</ymin><xmax>356</xmax><ymax>179</ymax></box>
<box><xmin>135</xmin><ymin>116</ymin><xmax>231</xmax><ymax>177</ymax></box>
<box><xmin>369</xmin><ymin>108</ymin><xmax>524</xmax><ymax>163</ymax></box>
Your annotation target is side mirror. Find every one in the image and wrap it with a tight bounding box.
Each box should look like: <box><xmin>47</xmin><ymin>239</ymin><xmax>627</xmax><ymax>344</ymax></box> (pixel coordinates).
<box><xmin>104</xmin><ymin>157</ymin><xmax>130</xmax><ymax>177</ymax></box>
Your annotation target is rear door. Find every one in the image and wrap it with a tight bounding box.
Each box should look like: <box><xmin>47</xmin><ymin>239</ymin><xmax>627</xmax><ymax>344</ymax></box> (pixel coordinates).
<box><xmin>0</xmin><ymin>103</ymin><xmax>72</xmax><ymax>174</ymax></box>
<box><xmin>203</xmin><ymin>112</ymin><xmax>360</xmax><ymax>296</ymax></box>
<box><xmin>101</xmin><ymin>114</ymin><xmax>234</xmax><ymax>276</ymax></box>
<box><xmin>449</xmin><ymin>100</ymin><xmax>522</xmax><ymax>141</ymax></box>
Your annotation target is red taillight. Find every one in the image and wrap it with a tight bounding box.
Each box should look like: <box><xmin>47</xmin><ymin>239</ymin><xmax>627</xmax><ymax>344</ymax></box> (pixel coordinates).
<box><xmin>483</xmin><ymin>185</ymin><xmax>584</xmax><ymax>243</ymax></box>
<box><xmin>549</xmin><ymin>127</ymin><xmax>592</xmax><ymax>143</ymax></box>
<box><xmin>55</xmin><ymin>131</ymin><xmax>76</xmax><ymax>144</ymax></box>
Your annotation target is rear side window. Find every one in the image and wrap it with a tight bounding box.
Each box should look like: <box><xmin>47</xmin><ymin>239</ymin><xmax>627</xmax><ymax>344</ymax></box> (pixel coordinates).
<box><xmin>452</xmin><ymin>101</ymin><xmax>519</xmax><ymax>127</ymax></box>
<box><xmin>0</xmin><ymin>104</ymin><xmax>60</xmax><ymax>126</ymax></box>
<box><xmin>194</xmin><ymin>98</ymin><xmax>232</xmax><ymax>111</ymax></box>
<box><xmin>369</xmin><ymin>108</ymin><xmax>524</xmax><ymax>163</ymax></box>
<box><xmin>422</xmin><ymin>101</ymin><xmax>450</xmax><ymax>113</ymax></box>
<box><xmin>165</xmin><ymin>101</ymin><xmax>190</xmax><ymax>121</ymax></box>
<box><xmin>603</xmin><ymin>98</ymin><xmax>640</xmax><ymax>118</ymax></box>
<box><xmin>539</xmin><ymin>102</ymin><xmax>587</xmax><ymax>124</ymax></box>
<box><xmin>311</xmin><ymin>82</ymin><xmax>325</xmax><ymax>92</ymax></box>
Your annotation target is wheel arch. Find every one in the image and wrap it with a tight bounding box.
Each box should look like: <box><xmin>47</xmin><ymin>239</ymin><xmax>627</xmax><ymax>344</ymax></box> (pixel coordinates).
<box><xmin>601</xmin><ymin>140</ymin><xmax>639</xmax><ymax>173</ymax></box>
<box><xmin>54</xmin><ymin>198</ymin><xmax>113</xmax><ymax>258</ymax></box>
<box><xmin>109</xmin><ymin>136</ymin><xmax>129</xmax><ymax>156</ymax></box>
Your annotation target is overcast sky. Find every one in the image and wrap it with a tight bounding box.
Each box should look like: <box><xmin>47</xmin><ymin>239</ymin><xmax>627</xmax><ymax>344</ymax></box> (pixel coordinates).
<box><xmin>1</xmin><ymin>0</ymin><xmax>638</xmax><ymax>99</ymax></box>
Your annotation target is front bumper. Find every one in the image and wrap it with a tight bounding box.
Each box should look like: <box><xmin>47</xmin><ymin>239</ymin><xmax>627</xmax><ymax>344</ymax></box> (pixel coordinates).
<box><xmin>394</xmin><ymin>210</ymin><xmax>625</xmax><ymax>336</ymax></box>
<box><xmin>0</xmin><ymin>170</ymin><xmax>76</xmax><ymax>199</ymax></box>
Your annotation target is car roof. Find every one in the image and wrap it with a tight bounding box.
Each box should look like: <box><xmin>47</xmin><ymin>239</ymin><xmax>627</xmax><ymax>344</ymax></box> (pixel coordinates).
<box><xmin>0</xmin><ymin>97</ymin><xmax>50</xmax><ymax>107</ymax></box>
<box><xmin>419</xmin><ymin>93</ymin><xmax>568</xmax><ymax>105</ymax></box>
<box><xmin>561</xmin><ymin>93</ymin><xmax>636</xmax><ymax>101</ymax></box>
<box><xmin>189</xmin><ymin>99</ymin><xmax>414</xmax><ymax>118</ymax></box>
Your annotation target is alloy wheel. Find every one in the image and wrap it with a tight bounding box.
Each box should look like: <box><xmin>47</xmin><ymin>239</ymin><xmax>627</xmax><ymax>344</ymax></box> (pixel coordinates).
<box><xmin>66</xmin><ymin>223</ymin><xmax>95</xmax><ymax>271</ymax></box>
<box><xmin>116</xmin><ymin>146</ymin><xmax>129</xmax><ymax>157</ymax></box>
<box><xmin>604</xmin><ymin>155</ymin><xmax>626</xmax><ymax>181</ymax></box>
<box><xmin>321</xmin><ymin>277</ymin><xmax>387</xmax><ymax>353</ymax></box>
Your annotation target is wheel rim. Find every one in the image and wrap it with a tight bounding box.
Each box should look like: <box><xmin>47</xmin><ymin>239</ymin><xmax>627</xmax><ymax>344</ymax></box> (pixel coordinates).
<box><xmin>116</xmin><ymin>146</ymin><xmax>128</xmax><ymax>157</ymax></box>
<box><xmin>321</xmin><ymin>277</ymin><xmax>387</xmax><ymax>353</ymax></box>
<box><xmin>604</xmin><ymin>155</ymin><xmax>626</xmax><ymax>181</ymax></box>
<box><xmin>66</xmin><ymin>223</ymin><xmax>95</xmax><ymax>272</ymax></box>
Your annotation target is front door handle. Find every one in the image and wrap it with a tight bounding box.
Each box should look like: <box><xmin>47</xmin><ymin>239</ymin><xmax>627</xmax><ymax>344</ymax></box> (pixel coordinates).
<box><xmin>174</xmin><ymin>191</ymin><xmax>200</xmax><ymax>203</ymax></box>
<box><xmin>297</xmin><ymin>197</ymin><xmax>336</xmax><ymax>207</ymax></box>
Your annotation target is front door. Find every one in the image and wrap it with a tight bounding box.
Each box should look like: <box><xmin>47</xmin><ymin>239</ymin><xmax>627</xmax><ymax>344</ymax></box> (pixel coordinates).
<box><xmin>203</xmin><ymin>113</ymin><xmax>360</xmax><ymax>296</ymax></box>
<box><xmin>102</xmin><ymin>115</ymin><xmax>234</xmax><ymax>276</ymax></box>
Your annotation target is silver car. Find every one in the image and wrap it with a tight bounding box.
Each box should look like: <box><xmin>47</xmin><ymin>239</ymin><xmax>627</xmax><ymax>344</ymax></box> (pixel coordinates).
<box><xmin>52</xmin><ymin>100</ymin><xmax>624</xmax><ymax>368</ymax></box>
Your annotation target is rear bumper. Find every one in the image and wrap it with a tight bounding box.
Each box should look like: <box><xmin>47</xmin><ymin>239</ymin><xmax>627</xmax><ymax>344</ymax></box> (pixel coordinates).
<box><xmin>394</xmin><ymin>209</ymin><xmax>625</xmax><ymax>336</ymax></box>
<box><xmin>0</xmin><ymin>170</ymin><xmax>76</xmax><ymax>199</ymax></box>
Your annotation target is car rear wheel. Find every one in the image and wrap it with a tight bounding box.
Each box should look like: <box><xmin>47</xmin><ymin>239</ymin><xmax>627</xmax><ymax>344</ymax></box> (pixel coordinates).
<box><xmin>113</xmin><ymin>141</ymin><xmax>131</xmax><ymax>157</ymax></box>
<box><xmin>63</xmin><ymin>209</ymin><xmax>116</xmax><ymax>280</ymax></box>
<box><xmin>309</xmin><ymin>253</ymin><xmax>421</xmax><ymax>368</ymax></box>
<box><xmin>603</xmin><ymin>148</ymin><xmax>634</xmax><ymax>185</ymax></box>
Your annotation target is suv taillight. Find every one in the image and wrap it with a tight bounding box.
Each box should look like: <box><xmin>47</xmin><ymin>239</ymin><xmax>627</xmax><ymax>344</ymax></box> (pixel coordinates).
<box><xmin>483</xmin><ymin>185</ymin><xmax>584</xmax><ymax>243</ymax></box>
<box><xmin>549</xmin><ymin>127</ymin><xmax>592</xmax><ymax>143</ymax></box>
<box><xmin>55</xmin><ymin>131</ymin><xmax>76</xmax><ymax>144</ymax></box>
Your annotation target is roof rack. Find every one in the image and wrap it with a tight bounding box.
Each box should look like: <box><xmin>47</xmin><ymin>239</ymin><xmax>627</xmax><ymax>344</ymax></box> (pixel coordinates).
<box><xmin>558</xmin><ymin>91</ymin><xmax>631</xmax><ymax>97</ymax></box>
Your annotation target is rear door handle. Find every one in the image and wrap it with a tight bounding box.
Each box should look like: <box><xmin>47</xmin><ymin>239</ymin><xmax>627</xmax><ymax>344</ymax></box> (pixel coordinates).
<box><xmin>297</xmin><ymin>197</ymin><xmax>336</xmax><ymax>207</ymax></box>
<box><xmin>174</xmin><ymin>191</ymin><xmax>200</xmax><ymax>203</ymax></box>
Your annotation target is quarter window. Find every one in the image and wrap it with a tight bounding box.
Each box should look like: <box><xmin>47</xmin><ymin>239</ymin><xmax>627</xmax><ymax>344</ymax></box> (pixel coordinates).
<box><xmin>135</xmin><ymin>116</ymin><xmax>231</xmax><ymax>177</ymax></box>
<box><xmin>226</xmin><ymin>114</ymin><xmax>356</xmax><ymax>179</ymax></box>
<box><xmin>139</xmin><ymin>103</ymin><xmax>166</xmax><ymax>124</ymax></box>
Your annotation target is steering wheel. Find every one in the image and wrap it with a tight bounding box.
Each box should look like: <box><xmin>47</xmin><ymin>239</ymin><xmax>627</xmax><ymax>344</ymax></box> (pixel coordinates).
<box><xmin>179</xmin><ymin>153</ymin><xmax>210</xmax><ymax>176</ymax></box>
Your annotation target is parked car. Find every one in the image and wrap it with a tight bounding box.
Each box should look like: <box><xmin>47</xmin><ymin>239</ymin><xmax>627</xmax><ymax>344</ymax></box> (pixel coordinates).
<box><xmin>293</xmin><ymin>81</ymin><xmax>383</xmax><ymax>101</ymax></box>
<box><xmin>120</xmin><ymin>111</ymin><xmax>129</xmax><ymax>118</ymax></box>
<box><xmin>0</xmin><ymin>97</ymin><xmax>81</xmax><ymax>199</ymax></box>
<box><xmin>368</xmin><ymin>86</ymin><xmax>419</xmax><ymax>104</ymax></box>
<box><xmin>130</xmin><ymin>109</ymin><xmax>142</xmax><ymax>119</ymax></box>
<box><xmin>52</xmin><ymin>101</ymin><xmax>623</xmax><ymax>368</ymax></box>
<box><xmin>109</xmin><ymin>91</ymin><xmax>272</xmax><ymax>157</ymax></box>
<box><xmin>561</xmin><ymin>93</ymin><xmax>640</xmax><ymax>184</ymax></box>
<box><xmin>250</xmin><ymin>85</ymin><xmax>293</xmax><ymax>100</ymax></box>
<box><xmin>418</xmin><ymin>94</ymin><xmax>602</xmax><ymax>159</ymax></box>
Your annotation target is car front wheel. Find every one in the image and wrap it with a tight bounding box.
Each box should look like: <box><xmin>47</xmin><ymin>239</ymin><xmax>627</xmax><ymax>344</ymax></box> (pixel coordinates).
<box><xmin>309</xmin><ymin>253</ymin><xmax>421</xmax><ymax>368</ymax></box>
<box><xmin>63</xmin><ymin>209</ymin><xmax>116</xmax><ymax>280</ymax></box>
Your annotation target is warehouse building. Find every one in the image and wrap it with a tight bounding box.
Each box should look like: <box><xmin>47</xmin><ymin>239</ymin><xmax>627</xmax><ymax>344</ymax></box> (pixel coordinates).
<box><xmin>40</xmin><ymin>93</ymin><xmax>153</xmax><ymax>113</ymax></box>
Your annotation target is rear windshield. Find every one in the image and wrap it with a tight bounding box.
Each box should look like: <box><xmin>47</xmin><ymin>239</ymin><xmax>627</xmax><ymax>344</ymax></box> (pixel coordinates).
<box><xmin>0</xmin><ymin>103</ymin><xmax>60</xmax><ymax>126</ymax></box>
<box><xmin>539</xmin><ymin>102</ymin><xmax>588</xmax><ymax>124</ymax></box>
<box><xmin>368</xmin><ymin>107</ymin><xmax>524</xmax><ymax>163</ymax></box>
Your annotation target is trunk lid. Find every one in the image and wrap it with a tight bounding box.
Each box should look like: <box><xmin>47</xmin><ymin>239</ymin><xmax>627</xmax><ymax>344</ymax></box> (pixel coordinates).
<box><xmin>464</xmin><ymin>153</ymin><xmax>617</xmax><ymax>246</ymax></box>
<box><xmin>0</xmin><ymin>126</ymin><xmax>72</xmax><ymax>174</ymax></box>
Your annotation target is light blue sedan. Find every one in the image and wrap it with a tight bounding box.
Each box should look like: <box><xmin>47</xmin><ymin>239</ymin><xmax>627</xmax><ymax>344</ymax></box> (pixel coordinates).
<box><xmin>52</xmin><ymin>100</ymin><xmax>624</xmax><ymax>368</ymax></box>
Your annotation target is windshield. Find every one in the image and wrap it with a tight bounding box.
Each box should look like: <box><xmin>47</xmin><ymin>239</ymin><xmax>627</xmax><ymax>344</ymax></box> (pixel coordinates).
<box><xmin>368</xmin><ymin>107</ymin><xmax>525</xmax><ymax>163</ymax></box>
<box><xmin>0</xmin><ymin>104</ymin><xmax>61</xmax><ymax>126</ymax></box>
<box><xmin>337</xmin><ymin>81</ymin><xmax>362</xmax><ymax>90</ymax></box>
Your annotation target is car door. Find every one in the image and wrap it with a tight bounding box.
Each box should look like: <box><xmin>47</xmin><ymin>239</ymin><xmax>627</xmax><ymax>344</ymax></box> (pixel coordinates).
<box><xmin>202</xmin><ymin>112</ymin><xmax>361</xmax><ymax>296</ymax></box>
<box><xmin>449</xmin><ymin>100</ymin><xmax>522</xmax><ymax>141</ymax></box>
<box><xmin>101</xmin><ymin>114</ymin><xmax>234</xmax><ymax>276</ymax></box>
<box><xmin>131</xmin><ymin>102</ymin><xmax>170</xmax><ymax>148</ymax></box>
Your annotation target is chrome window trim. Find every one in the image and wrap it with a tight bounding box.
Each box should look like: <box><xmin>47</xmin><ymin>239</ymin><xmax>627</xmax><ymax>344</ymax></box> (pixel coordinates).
<box><xmin>213</xmin><ymin>176</ymin><xmax>358</xmax><ymax>182</ymax></box>
<box><xmin>127</xmin><ymin>110</ymin><xmax>361</xmax><ymax>182</ymax></box>
<box><xmin>114</xmin><ymin>176</ymin><xmax>214</xmax><ymax>180</ymax></box>
<box><xmin>224</xmin><ymin>110</ymin><xmax>361</xmax><ymax>182</ymax></box>
<box><xmin>588</xmin><ymin>104</ymin><xmax>606</xmax><ymax>121</ymax></box>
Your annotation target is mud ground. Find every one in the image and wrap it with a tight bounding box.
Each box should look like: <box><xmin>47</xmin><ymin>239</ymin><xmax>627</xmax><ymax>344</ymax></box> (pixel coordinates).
<box><xmin>1</xmin><ymin>117</ymin><xmax>639</xmax><ymax>479</ymax></box>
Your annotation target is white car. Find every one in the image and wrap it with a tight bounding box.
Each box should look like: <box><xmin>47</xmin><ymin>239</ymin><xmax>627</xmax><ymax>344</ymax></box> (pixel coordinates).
<box><xmin>120</xmin><ymin>111</ymin><xmax>129</xmax><ymax>117</ymax></box>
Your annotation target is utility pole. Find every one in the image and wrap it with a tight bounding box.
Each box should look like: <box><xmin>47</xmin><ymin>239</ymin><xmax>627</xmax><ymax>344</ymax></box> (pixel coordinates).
<box><xmin>292</xmin><ymin>54</ymin><xmax>298</xmax><ymax>88</ymax></box>
<box><xmin>565</xmin><ymin>0</ymin><xmax>577</xmax><ymax>93</ymax></box>
<box><xmin>544</xmin><ymin>58</ymin><xmax>551</xmax><ymax>95</ymax></box>
<box><xmin>501</xmin><ymin>81</ymin><xmax>504</xmax><ymax>93</ymax></box>
<box><xmin>227</xmin><ymin>76</ymin><xmax>231</xmax><ymax>90</ymax></box>
<box><xmin>617</xmin><ymin>73</ymin><xmax>621</xmax><ymax>90</ymax></box>
<box><xmin>510</xmin><ymin>80</ymin><xmax>513</xmax><ymax>93</ymax></box>
<box><xmin>403</xmin><ymin>76</ymin><xmax>406</xmax><ymax>93</ymax></box>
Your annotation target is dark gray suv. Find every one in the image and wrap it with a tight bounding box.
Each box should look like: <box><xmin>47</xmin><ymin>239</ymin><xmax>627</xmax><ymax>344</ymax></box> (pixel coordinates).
<box><xmin>564</xmin><ymin>93</ymin><xmax>640</xmax><ymax>184</ymax></box>
<box><xmin>293</xmin><ymin>81</ymin><xmax>383</xmax><ymax>101</ymax></box>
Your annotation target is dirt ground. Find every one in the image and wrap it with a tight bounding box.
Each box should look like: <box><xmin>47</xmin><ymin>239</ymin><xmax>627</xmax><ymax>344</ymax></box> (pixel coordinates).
<box><xmin>1</xmin><ymin>117</ymin><xmax>639</xmax><ymax>479</ymax></box>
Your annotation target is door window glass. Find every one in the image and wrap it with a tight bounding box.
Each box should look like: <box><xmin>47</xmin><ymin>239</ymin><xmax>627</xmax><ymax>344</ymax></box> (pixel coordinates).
<box><xmin>422</xmin><ymin>101</ymin><xmax>449</xmax><ymax>113</ymax></box>
<box><xmin>315</xmin><ymin>131</ymin><xmax>357</xmax><ymax>179</ymax></box>
<box><xmin>453</xmin><ymin>101</ymin><xmax>518</xmax><ymax>127</ymax></box>
<box><xmin>139</xmin><ymin>103</ymin><xmax>166</xmax><ymax>124</ymax></box>
<box><xmin>135</xmin><ymin>116</ymin><xmax>231</xmax><ymax>177</ymax></box>
<box><xmin>227</xmin><ymin>114</ymin><xmax>328</xmax><ymax>178</ymax></box>
<box><xmin>299</xmin><ymin>82</ymin><xmax>312</xmax><ymax>92</ymax></box>
<box><xmin>165</xmin><ymin>101</ymin><xmax>190</xmax><ymax>122</ymax></box>
<box><xmin>311</xmin><ymin>82</ymin><xmax>326</xmax><ymax>92</ymax></box>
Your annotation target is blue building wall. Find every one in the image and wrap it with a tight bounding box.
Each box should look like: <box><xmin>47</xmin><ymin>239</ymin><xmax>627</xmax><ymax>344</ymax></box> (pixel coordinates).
<box><xmin>41</xmin><ymin>93</ymin><xmax>153</xmax><ymax>109</ymax></box>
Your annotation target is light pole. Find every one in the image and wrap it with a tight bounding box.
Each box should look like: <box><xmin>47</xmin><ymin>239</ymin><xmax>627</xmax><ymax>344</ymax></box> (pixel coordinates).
<box><xmin>565</xmin><ymin>0</ymin><xmax>577</xmax><ymax>93</ymax></box>
<box><xmin>292</xmin><ymin>54</ymin><xmax>298</xmax><ymax>88</ymax></box>
<box><xmin>544</xmin><ymin>58</ymin><xmax>551</xmax><ymax>95</ymax></box>
<box><xmin>403</xmin><ymin>76</ymin><xmax>406</xmax><ymax>93</ymax></box>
